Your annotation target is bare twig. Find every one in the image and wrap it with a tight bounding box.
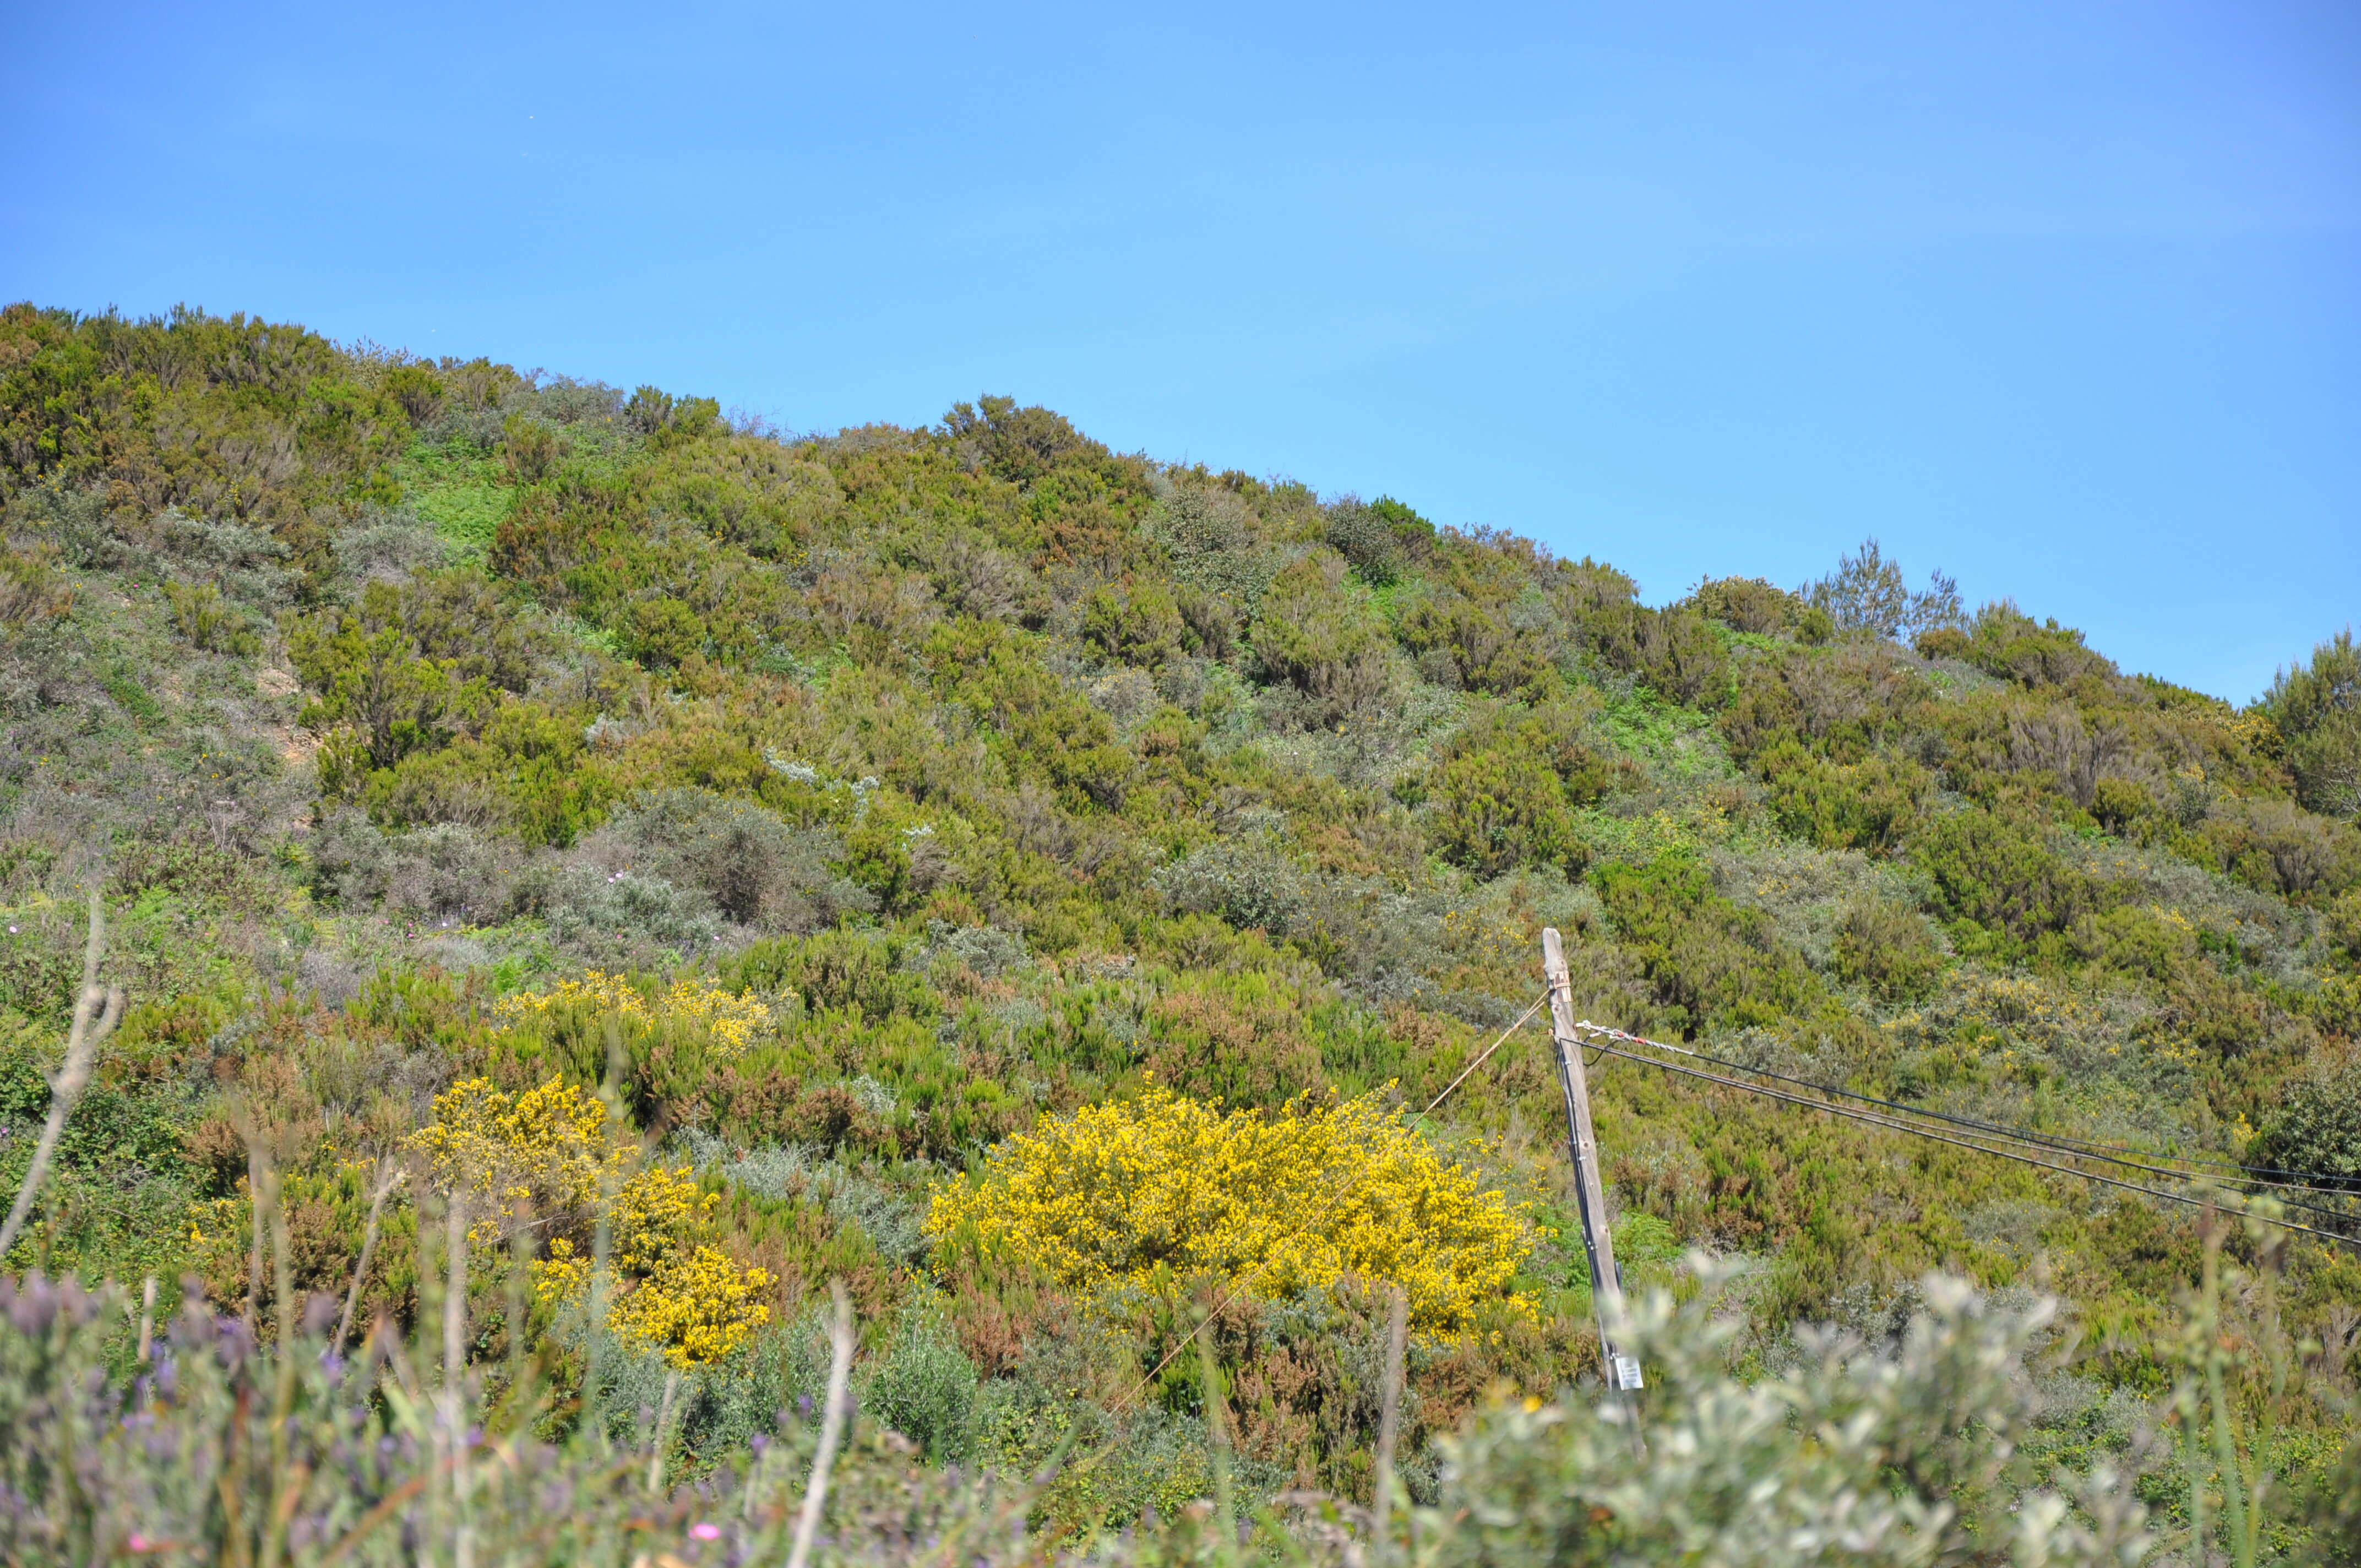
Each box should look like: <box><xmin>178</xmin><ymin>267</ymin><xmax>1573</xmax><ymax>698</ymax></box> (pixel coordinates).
<box><xmin>1372</xmin><ymin>1286</ymin><xmax>1408</xmax><ymax>1565</ymax></box>
<box><xmin>332</xmin><ymin>1162</ymin><xmax>406</xmax><ymax>1357</ymax></box>
<box><xmin>0</xmin><ymin>890</ymin><xmax>123</xmax><ymax>1259</ymax></box>
<box><xmin>787</xmin><ymin>1281</ymin><xmax>855</xmax><ymax>1568</ymax></box>
<box><xmin>648</xmin><ymin>1367</ymin><xmax>682</xmax><ymax>1494</ymax></box>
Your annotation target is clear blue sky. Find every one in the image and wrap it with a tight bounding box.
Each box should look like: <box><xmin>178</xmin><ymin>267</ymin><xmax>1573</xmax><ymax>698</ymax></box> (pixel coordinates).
<box><xmin>4</xmin><ymin>2</ymin><xmax>2354</xmax><ymax>701</ymax></box>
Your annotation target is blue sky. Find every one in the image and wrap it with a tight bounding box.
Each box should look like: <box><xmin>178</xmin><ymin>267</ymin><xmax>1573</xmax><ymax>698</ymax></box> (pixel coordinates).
<box><xmin>4</xmin><ymin>1</ymin><xmax>2354</xmax><ymax>700</ymax></box>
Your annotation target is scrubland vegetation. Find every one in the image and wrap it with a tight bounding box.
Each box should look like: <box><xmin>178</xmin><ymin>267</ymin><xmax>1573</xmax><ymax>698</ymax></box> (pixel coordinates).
<box><xmin>0</xmin><ymin>301</ymin><xmax>2354</xmax><ymax>1563</ymax></box>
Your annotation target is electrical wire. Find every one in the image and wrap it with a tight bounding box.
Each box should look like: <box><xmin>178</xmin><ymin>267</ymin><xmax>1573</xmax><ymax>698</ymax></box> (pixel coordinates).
<box><xmin>1582</xmin><ymin>1039</ymin><xmax>2360</xmax><ymax>1253</ymax></box>
<box><xmin>1574</xmin><ymin>1023</ymin><xmax>2360</xmax><ymax>1231</ymax></box>
<box><xmin>1570</xmin><ymin>1021</ymin><xmax>2360</xmax><ymax>1197</ymax></box>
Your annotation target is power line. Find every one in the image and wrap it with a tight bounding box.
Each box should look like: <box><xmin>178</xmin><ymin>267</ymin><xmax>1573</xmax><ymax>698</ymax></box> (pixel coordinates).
<box><xmin>1576</xmin><ymin>1025</ymin><xmax>2360</xmax><ymax>1229</ymax></box>
<box><xmin>1570</xmin><ymin>1022</ymin><xmax>2360</xmax><ymax>1196</ymax></box>
<box><xmin>1582</xmin><ymin>1039</ymin><xmax>2360</xmax><ymax>1254</ymax></box>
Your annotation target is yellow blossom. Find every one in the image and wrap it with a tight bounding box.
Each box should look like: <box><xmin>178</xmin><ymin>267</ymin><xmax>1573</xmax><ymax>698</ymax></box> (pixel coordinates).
<box><xmin>408</xmin><ymin>1076</ymin><xmax>630</xmax><ymax>1239</ymax></box>
<box><xmin>928</xmin><ymin>1084</ymin><xmax>1532</xmax><ymax>1336</ymax></box>
<box><xmin>527</xmin><ymin>1154</ymin><xmax>773</xmax><ymax>1369</ymax></box>
<box><xmin>609</xmin><ymin>1245</ymin><xmax>774</xmax><ymax>1369</ymax></box>
<box><xmin>493</xmin><ymin>970</ymin><xmax>778</xmax><ymax>1058</ymax></box>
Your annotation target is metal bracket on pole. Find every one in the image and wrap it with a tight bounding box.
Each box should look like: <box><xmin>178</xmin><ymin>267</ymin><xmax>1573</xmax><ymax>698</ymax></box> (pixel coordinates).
<box><xmin>1541</xmin><ymin>927</ymin><xmax>1645</xmax><ymax>1401</ymax></box>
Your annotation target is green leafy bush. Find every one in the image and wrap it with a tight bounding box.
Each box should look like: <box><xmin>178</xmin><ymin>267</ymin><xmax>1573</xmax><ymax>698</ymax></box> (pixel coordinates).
<box><xmin>867</xmin><ymin>1290</ymin><xmax>981</xmax><ymax>1461</ymax></box>
<box><xmin>1914</xmin><ymin>809</ymin><xmax>2106</xmax><ymax>961</ymax></box>
<box><xmin>1250</xmin><ymin>551</ymin><xmax>1392</xmax><ymax>715</ymax></box>
<box><xmin>161</xmin><ymin>579</ymin><xmax>258</xmax><ymax>655</ymax></box>
<box><xmin>2250</xmin><ymin>1055</ymin><xmax>2361</xmax><ymax>1193</ymax></box>
<box><xmin>1593</xmin><ymin>856</ymin><xmax>1832</xmax><ymax>1035</ymax></box>
<box><xmin>1759</xmin><ymin>742</ymin><xmax>1930</xmax><ymax>856</ymax></box>
<box><xmin>1081</xmin><ymin>578</ymin><xmax>1190</xmax><ymax>667</ymax></box>
<box><xmin>1323</xmin><ymin>494</ymin><xmax>1434</xmax><ymax>586</ymax></box>
<box><xmin>1830</xmin><ymin>896</ymin><xmax>1946</xmax><ymax>1003</ymax></box>
<box><xmin>2261</xmin><ymin>629</ymin><xmax>2361</xmax><ymax>821</ymax></box>
<box><xmin>0</xmin><ymin>545</ymin><xmax>73</xmax><ymax>633</ymax></box>
<box><xmin>1417</xmin><ymin>703</ymin><xmax>1615</xmax><ymax>877</ymax></box>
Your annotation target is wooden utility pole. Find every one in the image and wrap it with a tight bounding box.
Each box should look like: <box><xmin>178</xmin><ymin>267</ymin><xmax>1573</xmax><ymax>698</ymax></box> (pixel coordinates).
<box><xmin>1541</xmin><ymin>928</ymin><xmax>1644</xmax><ymax>1397</ymax></box>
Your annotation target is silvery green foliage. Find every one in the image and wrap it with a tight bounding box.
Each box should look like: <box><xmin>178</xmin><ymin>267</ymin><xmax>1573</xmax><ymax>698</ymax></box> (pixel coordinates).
<box><xmin>1149</xmin><ymin>481</ymin><xmax>1274</xmax><ymax>611</ymax></box>
<box><xmin>330</xmin><ymin>508</ymin><xmax>447</xmax><ymax>585</ymax></box>
<box><xmin>864</xmin><ymin>1288</ymin><xmax>979</xmax><ymax>1463</ymax></box>
<box><xmin>536</xmin><ymin>864</ymin><xmax>724</xmax><ymax>954</ymax></box>
<box><xmin>605</xmin><ymin>786</ymin><xmax>873</xmax><ymax>933</ymax></box>
<box><xmin>1422</xmin><ymin>1262</ymin><xmax>2152</xmax><ymax>1568</ymax></box>
<box><xmin>678</xmin><ymin>1134</ymin><xmax>932</xmax><ymax>1266</ymax></box>
<box><xmin>308</xmin><ymin>809</ymin><xmax>509</xmax><ymax>923</ymax></box>
<box><xmin>1155</xmin><ymin>837</ymin><xmax>1307</xmax><ymax>935</ymax></box>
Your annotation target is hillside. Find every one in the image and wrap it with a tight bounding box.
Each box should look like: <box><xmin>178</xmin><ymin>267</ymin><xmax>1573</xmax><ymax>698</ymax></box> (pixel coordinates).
<box><xmin>0</xmin><ymin>301</ymin><xmax>2355</xmax><ymax>1556</ymax></box>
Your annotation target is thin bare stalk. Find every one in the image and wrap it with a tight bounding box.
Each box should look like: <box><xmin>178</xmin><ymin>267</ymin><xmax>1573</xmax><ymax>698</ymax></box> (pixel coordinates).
<box><xmin>135</xmin><ymin>1275</ymin><xmax>155</xmax><ymax>1364</ymax></box>
<box><xmin>504</xmin><ymin>1221</ymin><xmax>530</xmax><ymax>1413</ymax></box>
<box><xmin>244</xmin><ymin>1142</ymin><xmax>264</xmax><ymax>1332</ymax></box>
<box><xmin>647</xmin><ymin>1367</ymin><xmax>682</xmax><ymax>1494</ymax></box>
<box><xmin>1196</xmin><ymin>1324</ymin><xmax>1237</xmax><ymax>1553</ymax></box>
<box><xmin>583</xmin><ymin>1017</ymin><xmax>626</xmax><ymax>1452</ymax></box>
<box><xmin>786</xmin><ymin>1281</ymin><xmax>855</xmax><ymax>1568</ymax></box>
<box><xmin>445</xmin><ymin>1195</ymin><xmax>469</xmax><ymax>1512</ymax></box>
<box><xmin>0</xmin><ymin>890</ymin><xmax>123</xmax><ymax>1260</ymax></box>
<box><xmin>332</xmin><ymin>1162</ymin><xmax>404</xmax><ymax>1358</ymax></box>
<box><xmin>1371</xmin><ymin>1286</ymin><xmax>1408</xmax><ymax>1565</ymax></box>
<box><xmin>259</xmin><ymin>1144</ymin><xmax>300</xmax><ymax>1568</ymax></box>
<box><xmin>418</xmin><ymin>1189</ymin><xmax>448</xmax><ymax>1556</ymax></box>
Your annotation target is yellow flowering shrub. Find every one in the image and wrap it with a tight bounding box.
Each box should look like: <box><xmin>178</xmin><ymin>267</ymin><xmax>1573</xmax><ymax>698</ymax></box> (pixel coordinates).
<box><xmin>531</xmin><ymin>1159</ymin><xmax>773</xmax><ymax>1368</ymax></box>
<box><xmin>609</xmin><ymin>1244</ymin><xmax>774</xmax><ymax>1369</ymax></box>
<box><xmin>611</xmin><ymin>1162</ymin><xmax>715</xmax><ymax>1276</ymax></box>
<box><xmin>927</xmin><ymin>1085</ymin><xmax>1532</xmax><ymax>1335</ymax></box>
<box><xmin>408</xmin><ymin>1076</ymin><xmax>630</xmax><ymax>1238</ymax></box>
<box><xmin>410</xmin><ymin>1074</ymin><xmax>772</xmax><ymax>1367</ymax></box>
<box><xmin>493</xmin><ymin>970</ymin><xmax>776</xmax><ymax>1057</ymax></box>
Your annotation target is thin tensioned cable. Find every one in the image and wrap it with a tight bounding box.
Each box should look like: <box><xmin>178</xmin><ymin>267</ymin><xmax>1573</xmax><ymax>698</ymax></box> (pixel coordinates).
<box><xmin>1109</xmin><ymin>990</ymin><xmax>1553</xmax><ymax>1414</ymax></box>
<box><xmin>1572</xmin><ymin>1021</ymin><xmax>2360</xmax><ymax>1196</ymax></box>
<box><xmin>1573</xmin><ymin>1021</ymin><xmax>2359</xmax><ymax>1230</ymax></box>
<box><xmin>1584</xmin><ymin>1041</ymin><xmax>2360</xmax><ymax>1254</ymax></box>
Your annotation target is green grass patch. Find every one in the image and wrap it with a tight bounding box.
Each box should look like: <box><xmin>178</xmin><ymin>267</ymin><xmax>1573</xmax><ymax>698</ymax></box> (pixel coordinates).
<box><xmin>398</xmin><ymin>445</ymin><xmax>514</xmax><ymax>564</ymax></box>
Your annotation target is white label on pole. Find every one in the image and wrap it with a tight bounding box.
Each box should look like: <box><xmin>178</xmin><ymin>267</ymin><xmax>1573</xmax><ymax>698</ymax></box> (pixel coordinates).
<box><xmin>1613</xmin><ymin>1354</ymin><xmax>1644</xmax><ymax>1391</ymax></box>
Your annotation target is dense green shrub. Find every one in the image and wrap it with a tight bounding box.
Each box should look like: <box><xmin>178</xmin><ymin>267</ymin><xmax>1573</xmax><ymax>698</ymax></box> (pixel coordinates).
<box><xmin>1249</xmin><ymin>551</ymin><xmax>1391</xmax><ymax>712</ymax></box>
<box><xmin>1416</xmin><ymin>703</ymin><xmax>1615</xmax><ymax>877</ymax></box>
<box><xmin>1322</xmin><ymin>493</ymin><xmax>1434</xmax><ymax>586</ymax></box>
<box><xmin>1830</xmin><ymin>896</ymin><xmax>1945</xmax><ymax>1003</ymax></box>
<box><xmin>2261</xmin><ymin>629</ymin><xmax>2361</xmax><ymax>820</ymax></box>
<box><xmin>1913</xmin><ymin>808</ymin><xmax>2106</xmax><ymax>961</ymax></box>
<box><xmin>2251</xmin><ymin>1055</ymin><xmax>2361</xmax><ymax>1192</ymax></box>
<box><xmin>0</xmin><ymin>544</ymin><xmax>73</xmax><ymax>633</ymax></box>
<box><xmin>866</xmin><ymin>1290</ymin><xmax>982</xmax><ymax>1461</ymax></box>
<box><xmin>1759</xmin><ymin>741</ymin><xmax>1930</xmax><ymax>855</ymax></box>
<box><xmin>1593</xmin><ymin>856</ymin><xmax>1832</xmax><ymax>1035</ymax></box>
<box><xmin>1930</xmin><ymin>601</ymin><xmax>2117</xmax><ymax>689</ymax></box>
<box><xmin>161</xmin><ymin>579</ymin><xmax>258</xmax><ymax>654</ymax></box>
<box><xmin>1081</xmin><ymin>578</ymin><xmax>1190</xmax><ymax>667</ymax></box>
<box><xmin>1685</xmin><ymin>574</ymin><xmax>1816</xmax><ymax>638</ymax></box>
